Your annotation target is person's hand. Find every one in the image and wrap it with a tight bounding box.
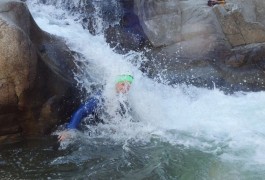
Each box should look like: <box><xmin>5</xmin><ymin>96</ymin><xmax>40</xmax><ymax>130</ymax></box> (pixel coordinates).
<box><xmin>58</xmin><ymin>130</ymin><xmax>71</xmax><ymax>142</ymax></box>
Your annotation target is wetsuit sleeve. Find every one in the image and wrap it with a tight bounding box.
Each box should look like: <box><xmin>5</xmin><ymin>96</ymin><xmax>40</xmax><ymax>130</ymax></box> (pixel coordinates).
<box><xmin>66</xmin><ymin>97</ymin><xmax>100</xmax><ymax>129</ymax></box>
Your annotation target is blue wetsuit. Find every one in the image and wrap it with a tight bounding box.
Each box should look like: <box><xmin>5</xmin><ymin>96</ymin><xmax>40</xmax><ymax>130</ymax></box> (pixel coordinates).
<box><xmin>67</xmin><ymin>94</ymin><xmax>102</xmax><ymax>129</ymax></box>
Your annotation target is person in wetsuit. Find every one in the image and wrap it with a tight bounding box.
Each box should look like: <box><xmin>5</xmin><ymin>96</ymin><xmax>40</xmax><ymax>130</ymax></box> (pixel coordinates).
<box><xmin>58</xmin><ymin>74</ymin><xmax>134</xmax><ymax>141</ymax></box>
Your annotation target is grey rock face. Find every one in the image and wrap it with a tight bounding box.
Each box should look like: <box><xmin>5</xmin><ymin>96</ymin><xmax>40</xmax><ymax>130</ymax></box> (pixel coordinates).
<box><xmin>134</xmin><ymin>0</ymin><xmax>182</xmax><ymax>47</ymax></box>
<box><xmin>132</xmin><ymin>0</ymin><xmax>265</xmax><ymax>92</ymax></box>
<box><xmin>0</xmin><ymin>0</ymin><xmax>80</xmax><ymax>141</ymax></box>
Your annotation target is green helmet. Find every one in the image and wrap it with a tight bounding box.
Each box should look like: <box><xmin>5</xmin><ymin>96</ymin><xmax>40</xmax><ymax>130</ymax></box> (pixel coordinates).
<box><xmin>116</xmin><ymin>74</ymin><xmax>134</xmax><ymax>84</ymax></box>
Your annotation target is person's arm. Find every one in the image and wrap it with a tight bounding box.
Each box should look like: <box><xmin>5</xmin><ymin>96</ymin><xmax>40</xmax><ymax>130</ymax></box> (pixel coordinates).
<box><xmin>66</xmin><ymin>97</ymin><xmax>100</xmax><ymax>129</ymax></box>
<box><xmin>58</xmin><ymin>96</ymin><xmax>100</xmax><ymax>142</ymax></box>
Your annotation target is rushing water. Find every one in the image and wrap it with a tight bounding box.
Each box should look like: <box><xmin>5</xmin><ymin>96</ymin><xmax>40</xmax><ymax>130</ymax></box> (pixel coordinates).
<box><xmin>1</xmin><ymin>0</ymin><xmax>265</xmax><ymax>179</ymax></box>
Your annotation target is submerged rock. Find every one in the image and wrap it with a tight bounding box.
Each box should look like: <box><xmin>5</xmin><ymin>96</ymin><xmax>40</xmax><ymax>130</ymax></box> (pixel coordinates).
<box><xmin>0</xmin><ymin>0</ymin><xmax>81</xmax><ymax>141</ymax></box>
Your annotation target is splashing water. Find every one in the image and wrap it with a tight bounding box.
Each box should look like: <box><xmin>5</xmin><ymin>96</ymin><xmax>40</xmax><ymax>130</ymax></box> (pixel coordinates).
<box><xmin>2</xmin><ymin>0</ymin><xmax>265</xmax><ymax>179</ymax></box>
<box><xmin>27</xmin><ymin>0</ymin><xmax>265</xmax><ymax>164</ymax></box>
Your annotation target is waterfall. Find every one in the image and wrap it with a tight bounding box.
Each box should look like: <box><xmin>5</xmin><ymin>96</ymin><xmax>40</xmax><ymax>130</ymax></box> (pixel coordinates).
<box><xmin>23</xmin><ymin>0</ymin><xmax>265</xmax><ymax>178</ymax></box>
<box><xmin>33</xmin><ymin>0</ymin><xmax>122</xmax><ymax>34</ymax></box>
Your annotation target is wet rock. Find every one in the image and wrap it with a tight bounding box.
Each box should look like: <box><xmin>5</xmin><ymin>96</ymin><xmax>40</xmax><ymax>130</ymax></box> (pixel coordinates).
<box><xmin>134</xmin><ymin>0</ymin><xmax>181</xmax><ymax>47</ymax></box>
<box><xmin>225</xmin><ymin>54</ymin><xmax>246</xmax><ymax>68</ymax></box>
<box><xmin>213</xmin><ymin>4</ymin><xmax>265</xmax><ymax>47</ymax></box>
<box><xmin>105</xmin><ymin>24</ymin><xmax>150</xmax><ymax>53</ymax></box>
<box><xmin>129</xmin><ymin>0</ymin><xmax>265</xmax><ymax>92</ymax></box>
<box><xmin>0</xmin><ymin>0</ymin><xmax>81</xmax><ymax>139</ymax></box>
<box><xmin>104</xmin><ymin>0</ymin><xmax>151</xmax><ymax>53</ymax></box>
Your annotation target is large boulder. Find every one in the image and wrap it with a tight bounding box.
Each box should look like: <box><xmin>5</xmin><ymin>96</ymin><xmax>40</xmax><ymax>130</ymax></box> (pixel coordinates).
<box><xmin>134</xmin><ymin>0</ymin><xmax>181</xmax><ymax>47</ymax></box>
<box><xmin>213</xmin><ymin>1</ymin><xmax>265</xmax><ymax>47</ymax></box>
<box><xmin>0</xmin><ymin>0</ymin><xmax>80</xmax><ymax>142</ymax></box>
<box><xmin>132</xmin><ymin>0</ymin><xmax>265</xmax><ymax>92</ymax></box>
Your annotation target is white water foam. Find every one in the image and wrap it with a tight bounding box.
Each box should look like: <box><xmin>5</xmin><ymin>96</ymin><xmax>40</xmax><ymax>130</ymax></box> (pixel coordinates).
<box><xmin>27</xmin><ymin>0</ymin><xmax>265</xmax><ymax>166</ymax></box>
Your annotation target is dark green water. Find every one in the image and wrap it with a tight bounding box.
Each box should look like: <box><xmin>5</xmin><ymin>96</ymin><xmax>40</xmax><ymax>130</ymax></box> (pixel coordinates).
<box><xmin>0</xmin><ymin>136</ymin><xmax>262</xmax><ymax>180</ymax></box>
